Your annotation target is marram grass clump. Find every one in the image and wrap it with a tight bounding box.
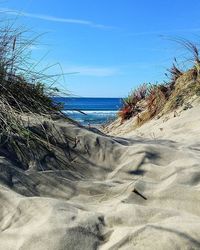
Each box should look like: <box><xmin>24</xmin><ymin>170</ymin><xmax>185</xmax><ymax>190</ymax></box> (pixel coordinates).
<box><xmin>118</xmin><ymin>82</ymin><xmax>173</xmax><ymax>124</ymax></box>
<box><xmin>0</xmin><ymin>23</ymin><xmax>64</xmax><ymax>114</ymax></box>
<box><xmin>118</xmin><ymin>40</ymin><xmax>200</xmax><ymax>126</ymax></box>
<box><xmin>0</xmin><ymin>23</ymin><xmax>74</xmax><ymax>175</ymax></box>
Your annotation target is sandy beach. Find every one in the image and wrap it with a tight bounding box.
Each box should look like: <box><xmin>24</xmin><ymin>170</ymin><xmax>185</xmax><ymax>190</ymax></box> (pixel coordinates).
<box><xmin>0</xmin><ymin>102</ymin><xmax>200</xmax><ymax>250</ymax></box>
<box><xmin>0</xmin><ymin>1</ymin><xmax>200</xmax><ymax>249</ymax></box>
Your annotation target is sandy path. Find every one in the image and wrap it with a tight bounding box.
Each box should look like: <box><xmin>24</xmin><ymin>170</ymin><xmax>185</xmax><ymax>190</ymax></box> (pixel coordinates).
<box><xmin>0</xmin><ymin>107</ymin><xmax>200</xmax><ymax>249</ymax></box>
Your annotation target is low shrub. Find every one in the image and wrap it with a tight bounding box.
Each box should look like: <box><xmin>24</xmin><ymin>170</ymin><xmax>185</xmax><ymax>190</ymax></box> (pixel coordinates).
<box><xmin>119</xmin><ymin>83</ymin><xmax>171</xmax><ymax>123</ymax></box>
<box><xmin>146</xmin><ymin>84</ymin><xmax>170</xmax><ymax>118</ymax></box>
<box><xmin>118</xmin><ymin>84</ymin><xmax>147</xmax><ymax>122</ymax></box>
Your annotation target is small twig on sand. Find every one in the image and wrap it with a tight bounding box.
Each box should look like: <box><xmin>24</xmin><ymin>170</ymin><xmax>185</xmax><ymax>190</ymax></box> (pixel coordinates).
<box><xmin>132</xmin><ymin>188</ymin><xmax>147</xmax><ymax>200</ymax></box>
<box><xmin>73</xmin><ymin>136</ymin><xmax>80</xmax><ymax>148</ymax></box>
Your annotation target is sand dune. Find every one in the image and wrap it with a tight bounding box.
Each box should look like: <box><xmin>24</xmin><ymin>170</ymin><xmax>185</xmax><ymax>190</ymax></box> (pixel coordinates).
<box><xmin>0</xmin><ymin>105</ymin><xmax>200</xmax><ymax>249</ymax></box>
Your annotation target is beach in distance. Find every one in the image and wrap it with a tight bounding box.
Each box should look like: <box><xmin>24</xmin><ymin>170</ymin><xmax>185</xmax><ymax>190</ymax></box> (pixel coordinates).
<box><xmin>53</xmin><ymin>97</ymin><xmax>123</xmax><ymax>125</ymax></box>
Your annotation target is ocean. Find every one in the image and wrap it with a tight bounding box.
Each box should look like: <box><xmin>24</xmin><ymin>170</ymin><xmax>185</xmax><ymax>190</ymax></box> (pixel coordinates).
<box><xmin>53</xmin><ymin>97</ymin><xmax>123</xmax><ymax>126</ymax></box>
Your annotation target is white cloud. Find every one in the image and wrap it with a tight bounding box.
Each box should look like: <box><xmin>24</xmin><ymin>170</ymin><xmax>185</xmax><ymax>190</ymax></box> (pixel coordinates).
<box><xmin>64</xmin><ymin>65</ymin><xmax>119</xmax><ymax>77</ymax></box>
<box><xmin>0</xmin><ymin>8</ymin><xmax>113</xmax><ymax>29</ymax></box>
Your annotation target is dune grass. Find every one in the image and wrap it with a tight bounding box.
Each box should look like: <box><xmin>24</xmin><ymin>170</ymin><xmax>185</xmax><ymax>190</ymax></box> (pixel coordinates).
<box><xmin>118</xmin><ymin>40</ymin><xmax>200</xmax><ymax>125</ymax></box>
<box><xmin>0</xmin><ymin>23</ymin><xmax>63</xmax><ymax>114</ymax></box>
<box><xmin>0</xmin><ymin>21</ymin><xmax>75</xmax><ymax>174</ymax></box>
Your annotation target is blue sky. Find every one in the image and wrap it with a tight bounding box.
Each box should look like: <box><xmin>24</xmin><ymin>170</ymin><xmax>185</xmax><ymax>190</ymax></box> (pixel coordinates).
<box><xmin>1</xmin><ymin>0</ymin><xmax>200</xmax><ymax>97</ymax></box>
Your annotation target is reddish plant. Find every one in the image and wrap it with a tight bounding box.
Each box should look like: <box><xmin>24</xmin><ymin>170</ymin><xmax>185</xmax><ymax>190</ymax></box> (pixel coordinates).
<box><xmin>118</xmin><ymin>104</ymin><xmax>134</xmax><ymax>122</ymax></box>
<box><xmin>146</xmin><ymin>85</ymin><xmax>168</xmax><ymax>118</ymax></box>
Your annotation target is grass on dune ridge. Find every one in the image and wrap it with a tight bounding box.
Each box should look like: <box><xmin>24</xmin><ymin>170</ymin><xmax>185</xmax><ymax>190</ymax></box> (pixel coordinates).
<box><xmin>119</xmin><ymin>39</ymin><xmax>200</xmax><ymax>125</ymax></box>
<box><xmin>0</xmin><ymin>21</ymin><xmax>78</xmax><ymax>179</ymax></box>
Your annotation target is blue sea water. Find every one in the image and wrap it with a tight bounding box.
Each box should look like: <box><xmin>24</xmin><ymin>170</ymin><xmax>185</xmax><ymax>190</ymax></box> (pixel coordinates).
<box><xmin>53</xmin><ymin>97</ymin><xmax>123</xmax><ymax>126</ymax></box>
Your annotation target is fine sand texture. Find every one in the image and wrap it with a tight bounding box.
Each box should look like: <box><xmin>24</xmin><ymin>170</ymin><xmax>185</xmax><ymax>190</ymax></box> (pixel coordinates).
<box><xmin>0</xmin><ymin>106</ymin><xmax>200</xmax><ymax>250</ymax></box>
